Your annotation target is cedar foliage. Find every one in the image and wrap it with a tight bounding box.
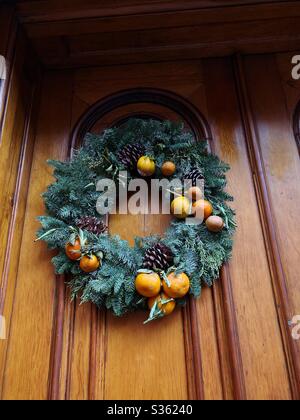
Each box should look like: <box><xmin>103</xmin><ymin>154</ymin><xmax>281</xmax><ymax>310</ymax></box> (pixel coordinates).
<box><xmin>37</xmin><ymin>119</ymin><xmax>236</xmax><ymax>317</ymax></box>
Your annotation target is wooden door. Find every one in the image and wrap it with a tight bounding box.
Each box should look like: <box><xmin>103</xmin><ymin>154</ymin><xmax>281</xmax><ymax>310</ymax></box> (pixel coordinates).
<box><xmin>1</xmin><ymin>54</ymin><xmax>300</xmax><ymax>400</ymax></box>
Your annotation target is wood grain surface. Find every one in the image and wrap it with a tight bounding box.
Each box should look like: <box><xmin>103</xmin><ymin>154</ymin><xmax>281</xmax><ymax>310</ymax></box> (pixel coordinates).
<box><xmin>12</xmin><ymin>1</ymin><xmax>300</xmax><ymax>68</ymax></box>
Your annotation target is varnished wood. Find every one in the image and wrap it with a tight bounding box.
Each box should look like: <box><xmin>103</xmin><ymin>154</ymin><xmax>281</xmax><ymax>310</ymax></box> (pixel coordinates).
<box><xmin>17</xmin><ymin>1</ymin><xmax>293</xmax><ymax>23</ymax></box>
<box><xmin>21</xmin><ymin>1</ymin><xmax>300</xmax><ymax>39</ymax></box>
<box><xmin>219</xmin><ymin>265</ymin><xmax>246</xmax><ymax>400</ymax></box>
<box><xmin>28</xmin><ymin>20</ymin><xmax>300</xmax><ymax>69</ymax></box>
<box><xmin>204</xmin><ymin>90</ymin><xmax>246</xmax><ymax>400</ymax></box>
<box><xmin>11</xmin><ymin>1</ymin><xmax>300</xmax><ymax>69</ymax></box>
<box><xmin>293</xmin><ymin>101</ymin><xmax>300</xmax><ymax>155</ymax></box>
<box><xmin>184</xmin><ymin>300</ymin><xmax>205</xmax><ymax>400</ymax></box>
<box><xmin>203</xmin><ymin>56</ymin><xmax>292</xmax><ymax>400</ymax></box>
<box><xmin>236</xmin><ymin>53</ymin><xmax>300</xmax><ymax>398</ymax></box>
<box><xmin>0</xmin><ymin>5</ymin><xmax>17</xmax><ymax>138</ymax></box>
<box><xmin>0</xmin><ymin>26</ymin><xmax>41</xmax><ymax>398</ymax></box>
<box><xmin>48</xmin><ymin>275</ymin><xmax>66</xmax><ymax>400</ymax></box>
<box><xmin>71</xmin><ymin>88</ymin><xmax>210</xmax><ymax>146</ymax></box>
<box><xmin>274</xmin><ymin>52</ymin><xmax>300</xmax><ymax>155</ymax></box>
<box><xmin>0</xmin><ymin>70</ymin><xmax>72</xmax><ymax>400</ymax></box>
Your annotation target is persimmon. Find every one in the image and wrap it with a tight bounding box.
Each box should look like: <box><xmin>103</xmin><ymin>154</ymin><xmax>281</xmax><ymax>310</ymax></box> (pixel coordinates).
<box><xmin>80</xmin><ymin>255</ymin><xmax>100</xmax><ymax>273</ymax></box>
<box><xmin>206</xmin><ymin>215</ymin><xmax>224</xmax><ymax>233</ymax></box>
<box><xmin>148</xmin><ymin>292</ymin><xmax>176</xmax><ymax>316</ymax></box>
<box><xmin>192</xmin><ymin>199</ymin><xmax>213</xmax><ymax>220</ymax></box>
<box><xmin>162</xmin><ymin>272</ymin><xmax>190</xmax><ymax>298</ymax></box>
<box><xmin>135</xmin><ymin>272</ymin><xmax>161</xmax><ymax>298</ymax></box>
<box><xmin>171</xmin><ymin>196</ymin><xmax>191</xmax><ymax>219</ymax></box>
<box><xmin>65</xmin><ymin>238</ymin><xmax>82</xmax><ymax>261</ymax></box>
<box><xmin>161</xmin><ymin>161</ymin><xmax>176</xmax><ymax>177</ymax></box>
<box><xmin>137</xmin><ymin>156</ymin><xmax>156</xmax><ymax>177</ymax></box>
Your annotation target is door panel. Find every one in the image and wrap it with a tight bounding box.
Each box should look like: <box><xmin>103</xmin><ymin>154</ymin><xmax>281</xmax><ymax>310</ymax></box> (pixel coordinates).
<box><xmin>1</xmin><ymin>56</ymin><xmax>299</xmax><ymax>400</ymax></box>
<box><xmin>1</xmin><ymin>71</ymin><xmax>73</xmax><ymax>400</ymax></box>
<box><xmin>244</xmin><ymin>54</ymin><xmax>300</xmax><ymax>320</ymax></box>
<box><xmin>203</xmin><ymin>58</ymin><xmax>292</xmax><ymax>400</ymax></box>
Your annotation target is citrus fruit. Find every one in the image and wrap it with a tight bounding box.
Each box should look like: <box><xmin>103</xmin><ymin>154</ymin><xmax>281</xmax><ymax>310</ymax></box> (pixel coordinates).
<box><xmin>65</xmin><ymin>238</ymin><xmax>82</xmax><ymax>261</ymax></box>
<box><xmin>80</xmin><ymin>255</ymin><xmax>100</xmax><ymax>273</ymax></box>
<box><xmin>161</xmin><ymin>161</ymin><xmax>176</xmax><ymax>177</ymax></box>
<box><xmin>137</xmin><ymin>156</ymin><xmax>156</xmax><ymax>177</ymax></box>
<box><xmin>171</xmin><ymin>196</ymin><xmax>191</xmax><ymax>219</ymax></box>
<box><xmin>192</xmin><ymin>199</ymin><xmax>213</xmax><ymax>220</ymax></box>
<box><xmin>135</xmin><ymin>272</ymin><xmax>161</xmax><ymax>297</ymax></box>
<box><xmin>162</xmin><ymin>272</ymin><xmax>190</xmax><ymax>298</ymax></box>
<box><xmin>148</xmin><ymin>292</ymin><xmax>176</xmax><ymax>316</ymax></box>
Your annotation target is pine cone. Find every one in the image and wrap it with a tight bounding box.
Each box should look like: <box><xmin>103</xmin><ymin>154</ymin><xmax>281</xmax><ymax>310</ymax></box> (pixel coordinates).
<box><xmin>143</xmin><ymin>243</ymin><xmax>174</xmax><ymax>271</ymax></box>
<box><xmin>117</xmin><ymin>143</ymin><xmax>145</xmax><ymax>170</ymax></box>
<box><xmin>183</xmin><ymin>167</ymin><xmax>204</xmax><ymax>186</ymax></box>
<box><xmin>76</xmin><ymin>216</ymin><xmax>108</xmax><ymax>235</ymax></box>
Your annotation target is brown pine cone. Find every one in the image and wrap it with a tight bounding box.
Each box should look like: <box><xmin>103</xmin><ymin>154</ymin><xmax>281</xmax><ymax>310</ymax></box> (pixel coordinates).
<box><xmin>117</xmin><ymin>143</ymin><xmax>145</xmax><ymax>170</ymax></box>
<box><xmin>143</xmin><ymin>243</ymin><xmax>174</xmax><ymax>271</ymax></box>
<box><xmin>76</xmin><ymin>216</ymin><xmax>108</xmax><ymax>235</ymax></box>
<box><xmin>183</xmin><ymin>167</ymin><xmax>204</xmax><ymax>187</ymax></box>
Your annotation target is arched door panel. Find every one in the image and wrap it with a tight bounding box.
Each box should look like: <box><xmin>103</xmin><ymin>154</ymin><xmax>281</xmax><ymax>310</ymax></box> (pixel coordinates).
<box><xmin>67</xmin><ymin>87</ymin><xmax>220</xmax><ymax>401</ymax></box>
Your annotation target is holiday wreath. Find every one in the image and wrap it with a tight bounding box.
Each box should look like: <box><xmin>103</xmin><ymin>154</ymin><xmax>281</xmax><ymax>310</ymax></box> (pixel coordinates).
<box><xmin>36</xmin><ymin>119</ymin><xmax>236</xmax><ymax>323</ymax></box>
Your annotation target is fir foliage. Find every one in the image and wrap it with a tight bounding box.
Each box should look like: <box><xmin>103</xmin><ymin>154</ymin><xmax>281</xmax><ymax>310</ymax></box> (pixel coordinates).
<box><xmin>37</xmin><ymin>119</ymin><xmax>236</xmax><ymax>317</ymax></box>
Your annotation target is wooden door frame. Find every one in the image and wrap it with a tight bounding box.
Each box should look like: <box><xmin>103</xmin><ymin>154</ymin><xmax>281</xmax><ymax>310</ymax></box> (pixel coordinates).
<box><xmin>293</xmin><ymin>100</ymin><xmax>300</xmax><ymax>156</ymax></box>
<box><xmin>70</xmin><ymin>87</ymin><xmax>212</xmax><ymax>148</ymax></box>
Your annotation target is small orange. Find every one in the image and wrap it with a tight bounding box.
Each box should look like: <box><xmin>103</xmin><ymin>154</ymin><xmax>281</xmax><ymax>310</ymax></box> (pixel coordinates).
<box><xmin>80</xmin><ymin>255</ymin><xmax>100</xmax><ymax>273</ymax></box>
<box><xmin>135</xmin><ymin>272</ymin><xmax>161</xmax><ymax>298</ymax></box>
<box><xmin>192</xmin><ymin>199</ymin><xmax>213</xmax><ymax>220</ymax></box>
<box><xmin>187</xmin><ymin>186</ymin><xmax>203</xmax><ymax>201</ymax></box>
<box><xmin>148</xmin><ymin>292</ymin><xmax>176</xmax><ymax>316</ymax></box>
<box><xmin>137</xmin><ymin>156</ymin><xmax>156</xmax><ymax>177</ymax></box>
<box><xmin>162</xmin><ymin>272</ymin><xmax>190</xmax><ymax>298</ymax></box>
<box><xmin>161</xmin><ymin>161</ymin><xmax>176</xmax><ymax>177</ymax></box>
<box><xmin>65</xmin><ymin>238</ymin><xmax>82</xmax><ymax>261</ymax></box>
<box><xmin>171</xmin><ymin>196</ymin><xmax>191</xmax><ymax>219</ymax></box>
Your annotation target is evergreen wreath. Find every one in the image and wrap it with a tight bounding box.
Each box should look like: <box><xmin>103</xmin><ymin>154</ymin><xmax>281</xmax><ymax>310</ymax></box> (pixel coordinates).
<box><xmin>36</xmin><ymin>119</ymin><xmax>236</xmax><ymax>323</ymax></box>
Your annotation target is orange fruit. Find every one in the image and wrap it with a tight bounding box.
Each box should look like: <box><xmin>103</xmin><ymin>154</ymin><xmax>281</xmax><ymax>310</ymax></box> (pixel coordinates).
<box><xmin>187</xmin><ymin>186</ymin><xmax>202</xmax><ymax>201</ymax></box>
<box><xmin>65</xmin><ymin>238</ymin><xmax>82</xmax><ymax>261</ymax></box>
<box><xmin>206</xmin><ymin>215</ymin><xmax>224</xmax><ymax>232</ymax></box>
<box><xmin>137</xmin><ymin>156</ymin><xmax>156</xmax><ymax>177</ymax></box>
<box><xmin>135</xmin><ymin>272</ymin><xmax>161</xmax><ymax>297</ymax></box>
<box><xmin>192</xmin><ymin>199</ymin><xmax>213</xmax><ymax>220</ymax></box>
<box><xmin>148</xmin><ymin>292</ymin><xmax>176</xmax><ymax>316</ymax></box>
<box><xmin>161</xmin><ymin>161</ymin><xmax>176</xmax><ymax>177</ymax></box>
<box><xmin>162</xmin><ymin>272</ymin><xmax>190</xmax><ymax>298</ymax></box>
<box><xmin>171</xmin><ymin>196</ymin><xmax>191</xmax><ymax>219</ymax></box>
<box><xmin>80</xmin><ymin>255</ymin><xmax>100</xmax><ymax>273</ymax></box>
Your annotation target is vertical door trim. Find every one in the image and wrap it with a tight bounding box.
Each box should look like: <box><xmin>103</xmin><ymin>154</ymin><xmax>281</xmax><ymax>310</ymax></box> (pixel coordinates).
<box><xmin>233</xmin><ymin>54</ymin><xmax>300</xmax><ymax>400</ymax></box>
<box><xmin>293</xmin><ymin>100</ymin><xmax>300</xmax><ymax>156</ymax></box>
